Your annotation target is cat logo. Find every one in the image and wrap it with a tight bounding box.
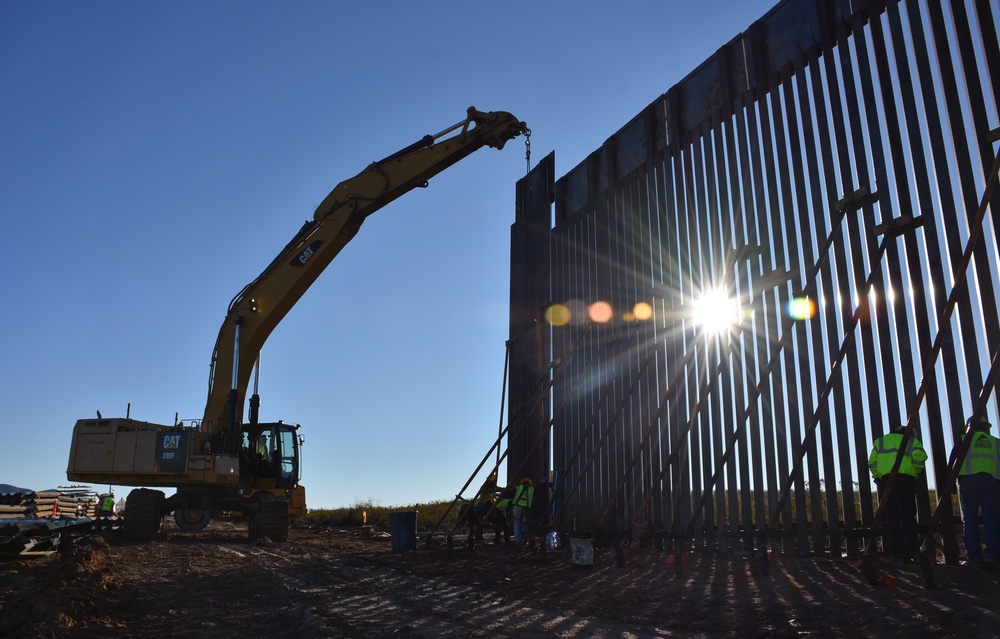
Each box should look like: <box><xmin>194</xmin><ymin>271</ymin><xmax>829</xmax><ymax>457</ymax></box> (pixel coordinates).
<box><xmin>155</xmin><ymin>431</ymin><xmax>187</xmax><ymax>472</ymax></box>
<box><xmin>290</xmin><ymin>240</ymin><xmax>324</xmax><ymax>269</ymax></box>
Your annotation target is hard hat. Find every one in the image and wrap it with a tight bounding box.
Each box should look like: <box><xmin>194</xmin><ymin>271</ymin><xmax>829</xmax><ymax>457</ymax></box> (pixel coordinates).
<box><xmin>968</xmin><ymin>415</ymin><xmax>991</xmax><ymax>429</ymax></box>
<box><xmin>521</xmin><ymin>477</ymin><xmax>532</xmax><ymax>485</ymax></box>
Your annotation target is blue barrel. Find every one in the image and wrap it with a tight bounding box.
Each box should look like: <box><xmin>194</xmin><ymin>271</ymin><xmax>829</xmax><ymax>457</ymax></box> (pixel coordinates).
<box><xmin>388</xmin><ymin>511</ymin><xmax>417</xmax><ymax>552</ymax></box>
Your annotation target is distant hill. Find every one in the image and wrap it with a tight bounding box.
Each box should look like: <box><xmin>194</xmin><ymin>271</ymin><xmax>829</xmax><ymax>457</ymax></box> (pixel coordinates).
<box><xmin>0</xmin><ymin>483</ymin><xmax>32</xmax><ymax>494</ymax></box>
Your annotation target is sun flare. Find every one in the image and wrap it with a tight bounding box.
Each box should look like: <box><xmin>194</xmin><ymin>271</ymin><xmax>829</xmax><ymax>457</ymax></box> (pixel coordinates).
<box><xmin>692</xmin><ymin>288</ymin><xmax>739</xmax><ymax>337</ymax></box>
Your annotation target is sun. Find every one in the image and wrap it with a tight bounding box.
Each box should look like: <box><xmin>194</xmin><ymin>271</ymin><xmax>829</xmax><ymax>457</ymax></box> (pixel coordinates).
<box><xmin>692</xmin><ymin>287</ymin><xmax>740</xmax><ymax>337</ymax></box>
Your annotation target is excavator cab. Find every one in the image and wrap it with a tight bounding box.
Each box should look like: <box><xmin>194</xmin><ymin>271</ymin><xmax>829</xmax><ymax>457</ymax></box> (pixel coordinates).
<box><xmin>240</xmin><ymin>422</ymin><xmax>301</xmax><ymax>490</ymax></box>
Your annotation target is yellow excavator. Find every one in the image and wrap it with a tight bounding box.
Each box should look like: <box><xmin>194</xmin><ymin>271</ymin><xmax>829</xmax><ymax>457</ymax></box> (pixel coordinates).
<box><xmin>66</xmin><ymin>107</ymin><xmax>528</xmax><ymax>541</ymax></box>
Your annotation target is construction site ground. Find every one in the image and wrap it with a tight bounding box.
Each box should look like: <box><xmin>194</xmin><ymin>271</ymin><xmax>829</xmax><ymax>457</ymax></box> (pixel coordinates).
<box><xmin>2</xmin><ymin>519</ymin><xmax>999</xmax><ymax>639</ymax></box>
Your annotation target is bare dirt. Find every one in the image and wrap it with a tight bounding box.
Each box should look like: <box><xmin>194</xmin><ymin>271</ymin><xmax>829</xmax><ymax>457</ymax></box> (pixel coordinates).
<box><xmin>2</xmin><ymin>519</ymin><xmax>999</xmax><ymax>639</ymax></box>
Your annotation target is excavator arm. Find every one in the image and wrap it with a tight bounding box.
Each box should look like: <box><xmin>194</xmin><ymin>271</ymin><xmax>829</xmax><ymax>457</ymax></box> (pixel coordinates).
<box><xmin>203</xmin><ymin>107</ymin><xmax>527</xmax><ymax>449</ymax></box>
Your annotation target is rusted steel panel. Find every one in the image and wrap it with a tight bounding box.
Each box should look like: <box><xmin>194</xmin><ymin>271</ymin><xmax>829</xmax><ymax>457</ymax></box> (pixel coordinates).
<box><xmin>678</xmin><ymin>55</ymin><xmax>729</xmax><ymax>136</ymax></box>
<box><xmin>556</xmin><ymin>162</ymin><xmax>589</xmax><ymax>226</ymax></box>
<box><xmin>509</xmin><ymin>153</ymin><xmax>555</xmax><ymax>488</ymax></box>
<box><xmin>759</xmin><ymin>0</ymin><xmax>822</xmax><ymax>75</ymax></box>
<box><xmin>768</xmin><ymin>70</ymin><xmax>802</xmax><ymax>554</ymax></box>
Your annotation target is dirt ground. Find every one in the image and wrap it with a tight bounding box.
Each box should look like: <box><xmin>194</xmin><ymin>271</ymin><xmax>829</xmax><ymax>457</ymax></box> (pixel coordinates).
<box><xmin>2</xmin><ymin>519</ymin><xmax>1000</xmax><ymax>639</ymax></box>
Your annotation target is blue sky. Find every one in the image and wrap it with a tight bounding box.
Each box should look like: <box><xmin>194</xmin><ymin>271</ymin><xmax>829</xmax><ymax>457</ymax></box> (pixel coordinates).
<box><xmin>1</xmin><ymin>1</ymin><xmax>776</xmax><ymax>508</ymax></box>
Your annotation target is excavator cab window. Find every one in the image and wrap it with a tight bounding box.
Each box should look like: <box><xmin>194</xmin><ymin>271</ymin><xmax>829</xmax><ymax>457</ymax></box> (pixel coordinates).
<box><xmin>274</xmin><ymin>427</ymin><xmax>299</xmax><ymax>489</ymax></box>
<box><xmin>239</xmin><ymin>423</ymin><xmax>299</xmax><ymax>489</ymax></box>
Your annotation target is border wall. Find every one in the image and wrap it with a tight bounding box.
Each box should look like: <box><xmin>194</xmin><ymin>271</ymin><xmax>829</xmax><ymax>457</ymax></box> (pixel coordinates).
<box><xmin>508</xmin><ymin>0</ymin><xmax>1000</xmax><ymax>562</ymax></box>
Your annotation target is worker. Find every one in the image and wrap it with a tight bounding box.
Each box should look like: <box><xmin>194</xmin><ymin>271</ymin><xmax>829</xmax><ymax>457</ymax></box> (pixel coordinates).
<box><xmin>96</xmin><ymin>491</ymin><xmax>116</xmax><ymax>533</ymax></box>
<box><xmin>512</xmin><ymin>477</ymin><xmax>534</xmax><ymax>543</ymax></box>
<box><xmin>462</xmin><ymin>471</ymin><xmax>504</xmax><ymax>549</ymax></box>
<box><xmin>495</xmin><ymin>484</ymin><xmax>516</xmax><ymax>543</ymax></box>
<box><xmin>256</xmin><ymin>434</ymin><xmax>270</xmax><ymax>458</ymax></box>
<box><xmin>468</xmin><ymin>494</ymin><xmax>495</xmax><ymax>547</ymax></box>
<box><xmin>868</xmin><ymin>424</ymin><xmax>927</xmax><ymax>567</ymax></box>
<box><xmin>955</xmin><ymin>415</ymin><xmax>1000</xmax><ymax>569</ymax></box>
<box><xmin>483</xmin><ymin>472</ymin><xmax>498</xmax><ymax>495</ymax></box>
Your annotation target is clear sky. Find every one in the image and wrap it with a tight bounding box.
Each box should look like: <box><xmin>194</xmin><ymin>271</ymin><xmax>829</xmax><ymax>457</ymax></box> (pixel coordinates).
<box><xmin>1</xmin><ymin>1</ymin><xmax>777</xmax><ymax>508</ymax></box>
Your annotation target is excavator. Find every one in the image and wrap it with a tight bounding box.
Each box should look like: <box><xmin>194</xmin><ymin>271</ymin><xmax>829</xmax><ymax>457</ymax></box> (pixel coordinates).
<box><xmin>66</xmin><ymin>107</ymin><xmax>528</xmax><ymax>541</ymax></box>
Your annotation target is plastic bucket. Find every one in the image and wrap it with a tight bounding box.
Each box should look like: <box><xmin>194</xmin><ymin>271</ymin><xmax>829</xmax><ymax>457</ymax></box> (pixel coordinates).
<box><xmin>388</xmin><ymin>511</ymin><xmax>417</xmax><ymax>552</ymax></box>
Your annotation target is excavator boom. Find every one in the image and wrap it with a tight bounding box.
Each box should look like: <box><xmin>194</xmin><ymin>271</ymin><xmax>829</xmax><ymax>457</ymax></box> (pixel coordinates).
<box><xmin>205</xmin><ymin>107</ymin><xmax>527</xmax><ymax>448</ymax></box>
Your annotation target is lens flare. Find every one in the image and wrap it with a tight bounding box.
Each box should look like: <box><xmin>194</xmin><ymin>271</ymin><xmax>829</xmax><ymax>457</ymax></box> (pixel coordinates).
<box><xmin>633</xmin><ymin>302</ymin><xmax>653</xmax><ymax>321</ymax></box>
<box><xmin>787</xmin><ymin>296</ymin><xmax>816</xmax><ymax>320</ymax></box>
<box><xmin>588</xmin><ymin>301</ymin><xmax>613</xmax><ymax>323</ymax></box>
<box><xmin>547</xmin><ymin>299</ymin><xmax>648</xmax><ymax>325</ymax></box>
<box><xmin>546</xmin><ymin>304</ymin><xmax>571</xmax><ymax>326</ymax></box>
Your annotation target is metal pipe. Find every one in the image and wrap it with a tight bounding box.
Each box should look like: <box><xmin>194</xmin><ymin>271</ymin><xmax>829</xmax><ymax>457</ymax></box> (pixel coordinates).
<box><xmin>226</xmin><ymin>316</ymin><xmax>243</xmax><ymax>454</ymax></box>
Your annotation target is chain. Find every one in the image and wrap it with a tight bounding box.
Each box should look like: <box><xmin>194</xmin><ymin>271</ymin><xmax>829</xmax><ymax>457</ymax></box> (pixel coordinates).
<box><xmin>524</xmin><ymin>128</ymin><xmax>532</xmax><ymax>175</ymax></box>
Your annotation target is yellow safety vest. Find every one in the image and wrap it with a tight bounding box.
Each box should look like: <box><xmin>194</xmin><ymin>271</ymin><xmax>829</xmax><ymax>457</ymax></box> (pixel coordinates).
<box><xmin>868</xmin><ymin>433</ymin><xmax>927</xmax><ymax>479</ymax></box>
<box><xmin>513</xmin><ymin>484</ymin><xmax>534</xmax><ymax>508</ymax></box>
<box><xmin>959</xmin><ymin>430</ymin><xmax>1000</xmax><ymax>479</ymax></box>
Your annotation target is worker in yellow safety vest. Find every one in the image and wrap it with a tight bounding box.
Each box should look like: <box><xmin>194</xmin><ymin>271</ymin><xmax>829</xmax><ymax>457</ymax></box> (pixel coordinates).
<box><xmin>494</xmin><ymin>484</ymin><xmax>516</xmax><ymax>543</ymax></box>
<box><xmin>955</xmin><ymin>415</ymin><xmax>1000</xmax><ymax>569</ymax></box>
<box><xmin>868</xmin><ymin>425</ymin><xmax>927</xmax><ymax>566</ymax></box>
<box><xmin>512</xmin><ymin>477</ymin><xmax>534</xmax><ymax>542</ymax></box>
<box><xmin>96</xmin><ymin>491</ymin><xmax>116</xmax><ymax>533</ymax></box>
